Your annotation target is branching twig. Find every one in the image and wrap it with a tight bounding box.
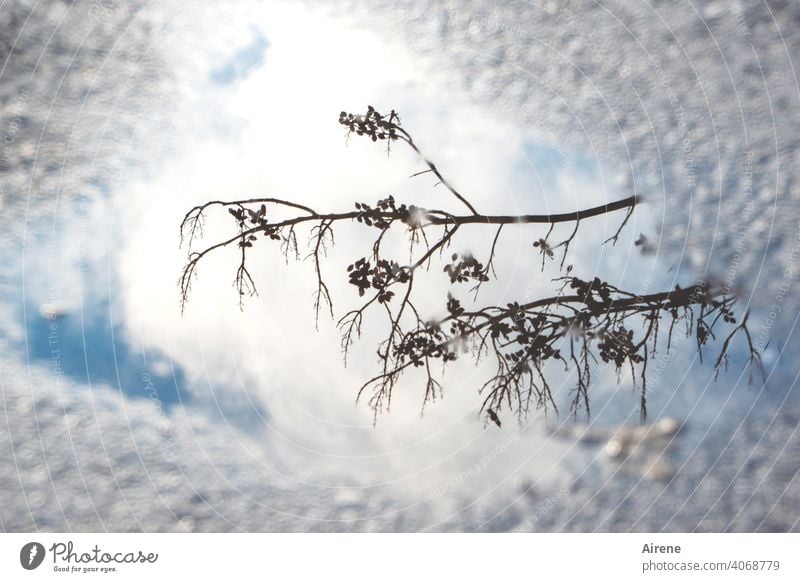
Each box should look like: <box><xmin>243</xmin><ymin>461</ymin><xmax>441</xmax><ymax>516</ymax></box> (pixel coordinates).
<box><xmin>179</xmin><ymin>106</ymin><xmax>758</xmax><ymax>427</ymax></box>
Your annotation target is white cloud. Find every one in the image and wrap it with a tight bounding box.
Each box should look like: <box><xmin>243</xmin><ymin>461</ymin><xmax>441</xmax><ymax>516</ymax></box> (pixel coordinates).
<box><xmin>111</xmin><ymin>1</ymin><xmax>666</xmax><ymax>509</ymax></box>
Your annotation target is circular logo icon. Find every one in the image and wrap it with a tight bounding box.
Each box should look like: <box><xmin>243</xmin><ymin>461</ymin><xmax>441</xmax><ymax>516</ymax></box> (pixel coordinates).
<box><xmin>20</xmin><ymin>542</ymin><xmax>46</xmax><ymax>570</ymax></box>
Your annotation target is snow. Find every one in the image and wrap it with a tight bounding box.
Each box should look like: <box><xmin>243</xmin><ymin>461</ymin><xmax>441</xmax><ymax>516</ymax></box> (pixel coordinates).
<box><xmin>0</xmin><ymin>0</ymin><xmax>798</xmax><ymax>532</ymax></box>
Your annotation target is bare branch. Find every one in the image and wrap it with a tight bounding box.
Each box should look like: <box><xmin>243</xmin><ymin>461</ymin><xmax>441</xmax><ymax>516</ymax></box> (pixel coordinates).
<box><xmin>178</xmin><ymin>106</ymin><xmax>758</xmax><ymax>428</ymax></box>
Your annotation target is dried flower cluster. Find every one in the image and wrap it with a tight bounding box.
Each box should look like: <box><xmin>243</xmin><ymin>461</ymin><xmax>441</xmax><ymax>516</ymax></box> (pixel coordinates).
<box><xmin>180</xmin><ymin>107</ymin><xmax>760</xmax><ymax>426</ymax></box>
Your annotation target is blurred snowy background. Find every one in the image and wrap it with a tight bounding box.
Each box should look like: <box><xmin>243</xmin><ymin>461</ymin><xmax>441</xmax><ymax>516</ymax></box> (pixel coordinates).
<box><xmin>0</xmin><ymin>0</ymin><xmax>798</xmax><ymax>532</ymax></box>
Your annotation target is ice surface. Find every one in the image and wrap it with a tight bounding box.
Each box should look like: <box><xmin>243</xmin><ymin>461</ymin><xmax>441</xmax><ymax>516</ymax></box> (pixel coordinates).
<box><xmin>1</xmin><ymin>0</ymin><xmax>798</xmax><ymax>532</ymax></box>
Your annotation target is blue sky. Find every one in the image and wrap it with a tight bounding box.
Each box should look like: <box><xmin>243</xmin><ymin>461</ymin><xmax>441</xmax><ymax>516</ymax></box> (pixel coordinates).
<box><xmin>3</xmin><ymin>0</ymin><xmax>797</xmax><ymax>532</ymax></box>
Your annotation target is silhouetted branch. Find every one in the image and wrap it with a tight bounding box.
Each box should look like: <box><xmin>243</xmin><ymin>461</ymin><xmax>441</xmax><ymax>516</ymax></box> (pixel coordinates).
<box><xmin>179</xmin><ymin>106</ymin><xmax>759</xmax><ymax>427</ymax></box>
